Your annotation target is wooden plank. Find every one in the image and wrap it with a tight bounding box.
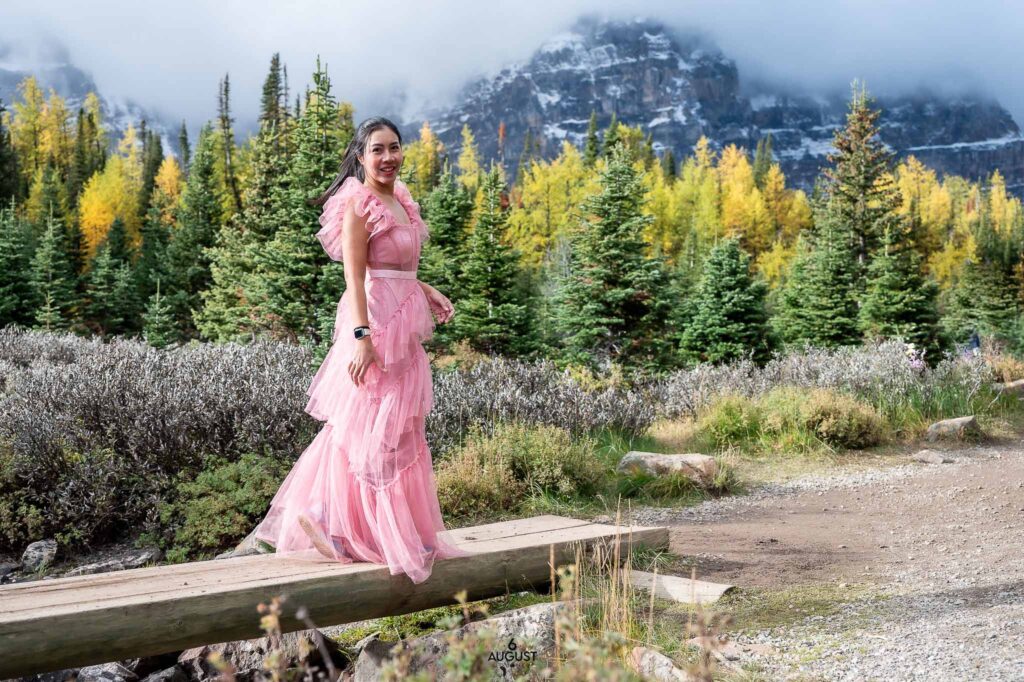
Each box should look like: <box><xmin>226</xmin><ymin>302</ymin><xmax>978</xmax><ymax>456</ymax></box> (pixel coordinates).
<box><xmin>0</xmin><ymin>515</ymin><xmax>667</xmax><ymax>677</ymax></box>
<box><xmin>628</xmin><ymin>570</ymin><xmax>734</xmax><ymax>605</ymax></box>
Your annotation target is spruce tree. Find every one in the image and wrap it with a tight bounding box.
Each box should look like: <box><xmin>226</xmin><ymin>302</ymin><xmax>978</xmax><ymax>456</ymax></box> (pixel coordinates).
<box><xmin>601</xmin><ymin>113</ymin><xmax>620</xmax><ymax>158</ymax></box>
<box><xmin>859</xmin><ymin>222</ymin><xmax>942</xmax><ymax>357</ymax></box>
<box><xmin>775</xmin><ymin>203</ymin><xmax>860</xmax><ymax>347</ymax></box>
<box><xmin>661</xmin><ymin>149</ymin><xmax>677</xmax><ymax>179</ymax></box>
<box><xmin>583</xmin><ymin>111</ymin><xmax>600</xmax><ymax>167</ymax></box>
<box><xmin>0</xmin><ymin>99</ymin><xmax>18</xmax><ymax>202</ymax></box>
<box><xmin>419</xmin><ymin>164</ymin><xmax>473</xmax><ymax>300</ymax></box>
<box><xmin>449</xmin><ymin>166</ymin><xmax>532</xmax><ymax>356</ymax></box>
<box><xmin>143</xmin><ymin>279</ymin><xmax>179</xmax><ymax>348</ymax></box>
<box><xmin>554</xmin><ymin>145</ymin><xmax>674</xmax><ymax>373</ymax></box>
<box><xmin>942</xmin><ymin>260</ymin><xmax>1019</xmax><ymax>345</ymax></box>
<box><xmin>177</xmin><ymin>121</ymin><xmax>191</xmax><ymax>177</ymax></box>
<box><xmin>138</xmin><ymin>126</ymin><xmax>164</xmax><ymax>214</ymax></box>
<box><xmin>29</xmin><ymin>214</ymin><xmax>77</xmax><ymax>330</ymax></box>
<box><xmin>823</xmin><ymin>81</ymin><xmax>901</xmax><ymax>284</ymax></box>
<box><xmin>134</xmin><ymin>205</ymin><xmax>171</xmax><ymax>306</ymax></box>
<box><xmin>164</xmin><ymin>123</ymin><xmax>223</xmax><ymax>337</ymax></box>
<box><xmin>0</xmin><ymin>202</ymin><xmax>34</xmax><ymax>326</ymax></box>
<box><xmin>259</xmin><ymin>53</ymin><xmax>286</xmax><ymax>134</ymax></box>
<box><xmin>217</xmin><ymin>73</ymin><xmax>243</xmax><ymax>214</ymax></box>
<box><xmin>679</xmin><ymin>238</ymin><xmax>772</xmax><ymax>365</ymax></box>
<box><xmin>752</xmin><ymin>133</ymin><xmax>773</xmax><ymax>189</ymax></box>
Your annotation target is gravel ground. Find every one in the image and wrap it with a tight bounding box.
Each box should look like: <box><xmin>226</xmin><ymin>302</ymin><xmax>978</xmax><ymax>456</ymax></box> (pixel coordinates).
<box><xmin>632</xmin><ymin>443</ymin><xmax>1024</xmax><ymax>681</ymax></box>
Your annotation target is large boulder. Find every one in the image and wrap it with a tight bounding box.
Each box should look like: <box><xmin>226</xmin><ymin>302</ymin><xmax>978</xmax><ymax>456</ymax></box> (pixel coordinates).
<box><xmin>354</xmin><ymin>601</ymin><xmax>571</xmax><ymax>681</ymax></box>
<box><xmin>926</xmin><ymin>416</ymin><xmax>981</xmax><ymax>442</ymax></box>
<box><xmin>76</xmin><ymin>662</ymin><xmax>138</xmax><ymax>682</ymax></box>
<box><xmin>616</xmin><ymin>451</ymin><xmax>718</xmax><ymax>487</ymax></box>
<box><xmin>21</xmin><ymin>539</ymin><xmax>58</xmax><ymax>572</ymax></box>
<box><xmin>178</xmin><ymin>628</ymin><xmax>347</xmax><ymax>680</ymax></box>
<box><xmin>995</xmin><ymin>378</ymin><xmax>1024</xmax><ymax>397</ymax></box>
<box><xmin>629</xmin><ymin>646</ymin><xmax>694</xmax><ymax>681</ymax></box>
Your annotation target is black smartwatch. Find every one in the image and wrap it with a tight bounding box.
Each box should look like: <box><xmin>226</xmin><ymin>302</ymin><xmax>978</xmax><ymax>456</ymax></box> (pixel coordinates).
<box><xmin>354</xmin><ymin>326</ymin><xmax>371</xmax><ymax>340</ymax></box>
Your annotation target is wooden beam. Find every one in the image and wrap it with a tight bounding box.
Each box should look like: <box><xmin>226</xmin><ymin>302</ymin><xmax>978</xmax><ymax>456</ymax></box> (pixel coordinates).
<box><xmin>0</xmin><ymin>515</ymin><xmax>667</xmax><ymax>677</ymax></box>
<box><xmin>628</xmin><ymin>570</ymin><xmax>734</xmax><ymax>605</ymax></box>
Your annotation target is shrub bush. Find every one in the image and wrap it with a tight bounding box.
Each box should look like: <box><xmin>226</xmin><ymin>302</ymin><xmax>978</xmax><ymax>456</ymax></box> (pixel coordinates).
<box><xmin>435</xmin><ymin>443</ymin><xmax>525</xmax><ymax>520</ymax></box>
<box><xmin>696</xmin><ymin>395</ymin><xmax>762</xmax><ymax>449</ymax></box>
<box><xmin>156</xmin><ymin>452</ymin><xmax>291</xmax><ymax>561</ymax></box>
<box><xmin>799</xmin><ymin>389</ymin><xmax>884</xmax><ymax>449</ymax></box>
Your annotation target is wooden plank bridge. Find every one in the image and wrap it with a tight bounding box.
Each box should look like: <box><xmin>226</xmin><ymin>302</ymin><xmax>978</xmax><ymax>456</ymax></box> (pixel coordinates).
<box><xmin>0</xmin><ymin>514</ymin><xmax>668</xmax><ymax>677</ymax></box>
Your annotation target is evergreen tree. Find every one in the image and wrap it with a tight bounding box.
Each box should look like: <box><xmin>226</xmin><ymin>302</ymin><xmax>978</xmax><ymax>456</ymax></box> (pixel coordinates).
<box><xmin>251</xmin><ymin>58</ymin><xmax>346</xmax><ymax>340</ymax></box>
<box><xmin>679</xmin><ymin>238</ymin><xmax>773</xmax><ymax>365</ymax></box>
<box><xmin>29</xmin><ymin>214</ymin><xmax>77</xmax><ymax>330</ymax></box>
<box><xmin>143</xmin><ymin>278</ymin><xmax>179</xmax><ymax>348</ymax></box>
<box><xmin>583</xmin><ymin>111</ymin><xmax>600</xmax><ymax>167</ymax></box>
<box><xmin>554</xmin><ymin>145</ymin><xmax>674</xmax><ymax>373</ymax></box>
<box><xmin>601</xmin><ymin>113</ymin><xmax>620</xmax><ymax>158</ymax></box>
<box><xmin>259</xmin><ymin>53</ymin><xmax>286</xmax><ymax>134</ymax></box>
<box><xmin>752</xmin><ymin>133</ymin><xmax>773</xmax><ymax>189</ymax></box>
<box><xmin>775</xmin><ymin>203</ymin><xmax>860</xmax><ymax>347</ymax></box>
<box><xmin>942</xmin><ymin>260</ymin><xmax>1019</xmax><ymax>345</ymax></box>
<box><xmin>217</xmin><ymin>73</ymin><xmax>243</xmax><ymax>214</ymax></box>
<box><xmin>177</xmin><ymin>121</ymin><xmax>191</xmax><ymax>177</ymax></box>
<box><xmin>104</xmin><ymin>217</ymin><xmax>134</xmax><ymax>266</ymax></box>
<box><xmin>449</xmin><ymin>165</ymin><xmax>533</xmax><ymax>355</ymax></box>
<box><xmin>0</xmin><ymin>99</ymin><xmax>18</xmax><ymax>202</ymax></box>
<box><xmin>661</xmin><ymin>149</ymin><xmax>677</xmax><ymax>179</ymax></box>
<box><xmin>419</xmin><ymin>164</ymin><xmax>474</xmax><ymax>300</ymax></box>
<box><xmin>859</xmin><ymin>221</ymin><xmax>942</xmax><ymax>356</ymax></box>
<box><xmin>0</xmin><ymin>202</ymin><xmax>34</xmax><ymax>326</ymax></box>
<box><xmin>134</xmin><ymin>205</ymin><xmax>172</xmax><ymax>307</ymax></box>
<box><xmin>138</xmin><ymin>125</ymin><xmax>165</xmax><ymax>214</ymax></box>
<box><xmin>515</xmin><ymin>129</ymin><xmax>540</xmax><ymax>187</ymax></box>
<box><xmin>164</xmin><ymin>123</ymin><xmax>222</xmax><ymax>337</ymax></box>
<box><xmin>823</xmin><ymin>81</ymin><xmax>902</xmax><ymax>283</ymax></box>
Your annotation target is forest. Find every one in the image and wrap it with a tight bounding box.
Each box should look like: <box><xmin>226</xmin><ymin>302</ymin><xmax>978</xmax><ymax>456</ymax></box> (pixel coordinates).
<box><xmin>0</xmin><ymin>55</ymin><xmax>1022</xmax><ymax>377</ymax></box>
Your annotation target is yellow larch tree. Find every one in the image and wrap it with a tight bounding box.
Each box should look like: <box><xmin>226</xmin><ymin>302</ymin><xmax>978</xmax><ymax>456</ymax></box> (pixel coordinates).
<box><xmin>456</xmin><ymin>124</ymin><xmax>481</xmax><ymax>192</ymax></box>
<box><xmin>401</xmin><ymin>121</ymin><xmax>445</xmax><ymax>200</ymax></box>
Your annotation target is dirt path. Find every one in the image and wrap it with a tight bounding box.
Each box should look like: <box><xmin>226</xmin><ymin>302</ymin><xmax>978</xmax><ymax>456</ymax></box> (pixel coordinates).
<box><xmin>631</xmin><ymin>441</ymin><xmax>1024</xmax><ymax>680</ymax></box>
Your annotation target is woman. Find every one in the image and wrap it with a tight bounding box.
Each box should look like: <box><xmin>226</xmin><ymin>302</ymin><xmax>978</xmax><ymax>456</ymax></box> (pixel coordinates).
<box><xmin>252</xmin><ymin>116</ymin><xmax>473</xmax><ymax>584</ymax></box>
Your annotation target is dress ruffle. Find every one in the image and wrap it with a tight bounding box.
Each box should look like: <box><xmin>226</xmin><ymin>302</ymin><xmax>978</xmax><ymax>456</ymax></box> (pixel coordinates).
<box><xmin>315</xmin><ymin>176</ymin><xmax>429</xmax><ymax>262</ymax></box>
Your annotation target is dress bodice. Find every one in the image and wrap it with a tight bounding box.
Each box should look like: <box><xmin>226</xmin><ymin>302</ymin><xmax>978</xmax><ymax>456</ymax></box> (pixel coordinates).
<box><xmin>315</xmin><ymin>176</ymin><xmax>429</xmax><ymax>271</ymax></box>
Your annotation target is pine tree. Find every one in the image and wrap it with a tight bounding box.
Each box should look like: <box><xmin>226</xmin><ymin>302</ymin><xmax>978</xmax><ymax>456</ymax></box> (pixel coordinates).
<box><xmin>823</xmin><ymin>81</ymin><xmax>902</xmax><ymax>283</ymax></box>
<box><xmin>583</xmin><ymin>111</ymin><xmax>600</xmax><ymax>167</ymax></box>
<box><xmin>601</xmin><ymin>113</ymin><xmax>620</xmax><ymax>158</ymax></box>
<box><xmin>143</xmin><ymin>278</ymin><xmax>179</xmax><ymax>348</ymax></box>
<box><xmin>164</xmin><ymin>123</ymin><xmax>222</xmax><ymax>337</ymax></box>
<box><xmin>29</xmin><ymin>214</ymin><xmax>77</xmax><ymax>330</ymax></box>
<box><xmin>259</xmin><ymin>53</ymin><xmax>285</xmax><ymax>134</ymax></box>
<box><xmin>752</xmin><ymin>133</ymin><xmax>773</xmax><ymax>189</ymax></box>
<box><xmin>859</xmin><ymin>221</ymin><xmax>942</xmax><ymax>356</ymax></box>
<box><xmin>134</xmin><ymin>205</ymin><xmax>172</xmax><ymax>306</ymax></box>
<box><xmin>0</xmin><ymin>99</ymin><xmax>19</xmax><ymax>202</ymax></box>
<box><xmin>177</xmin><ymin>121</ymin><xmax>191</xmax><ymax>177</ymax></box>
<box><xmin>449</xmin><ymin>165</ymin><xmax>532</xmax><ymax>355</ymax></box>
<box><xmin>554</xmin><ymin>145</ymin><xmax>674</xmax><ymax>373</ymax></box>
<box><xmin>942</xmin><ymin>260</ymin><xmax>1019</xmax><ymax>345</ymax></box>
<box><xmin>138</xmin><ymin>125</ymin><xmax>165</xmax><ymax>214</ymax></box>
<box><xmin>217</xmin><ymin>74</ymin><xmax>243</xmax><ymax>214</ymax></box>
<box><xmin>0</xmin><ymin>201</ymin><xmax>34</xmax><ymax>326</ymax></box>
<box><xmin>679</xmin><ymin>238</ymin><xmax>773</xmax><ymax>365</ymax></box>
<box><xmin>250</xmin><ymin>58</ymin><xmax>346</xmax><ymax>340</ymax></box>
<box><xmin>661</xmin><ymin>149</ymin><xmax>677</xmax><ymax>179</ymax></box>
<box><xmin>419</xmin><ymin>164</ymin><xmax>474</xmax><ymax>303</ymax></box>
<box><xmin>775</xmin><ymin>202</ymin><xmax>860</xmax><ymax>347</ymax></box>
<box><xmin>104</xmin><ymin>217</ymin><xmax>134</xmax><ymax>266</ymax></box>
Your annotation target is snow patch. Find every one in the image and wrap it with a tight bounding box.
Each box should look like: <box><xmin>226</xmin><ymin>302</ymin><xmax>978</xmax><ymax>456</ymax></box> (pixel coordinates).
<box><xmin>537</xmin><ymin>91</ymin><xmax>561</xmax><ymax>109</ymax></box>
<box><xmin>905</xmin><ymin>133</ymin><xmax>1024</xmax><ymax>152</ymax></box>
<box><xmin>750</xmin><ymin>94</ymin><xmax>778</xmax><ymax>111</ymax></box>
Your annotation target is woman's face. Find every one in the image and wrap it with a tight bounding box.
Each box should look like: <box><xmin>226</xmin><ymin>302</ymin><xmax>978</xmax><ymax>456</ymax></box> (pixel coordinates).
<box><xmin>359</xmin><ymin>127</ymin><xmax>403</xmax><ymax>186</ymax></box>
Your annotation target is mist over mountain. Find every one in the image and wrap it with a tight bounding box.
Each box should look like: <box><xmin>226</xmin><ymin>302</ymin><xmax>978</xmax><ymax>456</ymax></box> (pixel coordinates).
<box><xmin>402</xmin><ymin>16</ymin><xmax>1024</xmax><ymax>194</ymax></box>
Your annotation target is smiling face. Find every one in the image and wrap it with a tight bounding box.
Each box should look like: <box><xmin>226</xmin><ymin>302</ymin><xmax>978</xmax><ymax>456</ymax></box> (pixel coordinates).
<box><xmin>358</xmin><ymin>127</ymin><xmax>403</xmax><ymax>188</ymax></box>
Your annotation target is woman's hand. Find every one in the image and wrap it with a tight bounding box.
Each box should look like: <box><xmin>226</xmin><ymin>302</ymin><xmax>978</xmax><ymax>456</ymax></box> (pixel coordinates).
<box><xmin>421</xmin><ymin>284</ymin><xmax>455</xmax><ymax>324</ymax></box>
<box><xmin>349</xmin><ymin>337</ymin><xmax>385</xmax><ymax>387</ymax></box>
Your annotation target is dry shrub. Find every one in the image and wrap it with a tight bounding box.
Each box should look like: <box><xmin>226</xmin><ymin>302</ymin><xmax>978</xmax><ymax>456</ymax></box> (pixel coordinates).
<box><xmin>799</xmin><ymin>389</ymin><xmax>884</xmax><ymax>449</ymax></box>
<box><xmin>435</xmin><ymin>443</ymin><xmax>525</xmax><ymax>520</ymax></box>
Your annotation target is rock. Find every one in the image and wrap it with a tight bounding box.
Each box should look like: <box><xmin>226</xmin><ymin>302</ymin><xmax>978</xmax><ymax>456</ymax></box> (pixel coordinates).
<box><xmin>912</xmin><ymin>449</ymin><xmax>953</xmax><ymax>465</ymax></box>
<box><xmin>122</xmin><ymin>547</ymin><xmax>163</xmax><ymax>569</ymax></box>
<box><xmin>65</xmin><ymin>559</ymin><xmax>126</xmax><ymax>577</ymax></box>
<box><xmin>628</xmin><ymin>646</ymin><xmax>694</xmax><ymax>681</ymax></box>
<box><xmin>22</xmin><ymin>539</ymin><xmax>58</xmax><ymax>572</ymax></box>
<box><xmin>926</xmin><ymin>416</ymin><xmax>981</xmax><ymax>442</ymax></box>
<box><xmin>139</xmin><ymin>666</ymin><xmax>188</xmax><ymax>682</ymax></box>
<box><xmin>628</xmin><ymin>570</ymin><xmax>734</xmax><ymax>605</ymax></box>
<box><xmin>995</xmin><ymin>378</ymin><xmax>1024</xmax><ymax>396</ymax></box>
<box><xmin>617</xmin><ymin>451</ymin><xmax>718</xmax><ymax>487</ymax></box>
<box><xmin>0</xmin><ymin>561</ymin><xmax>19</xmax><ymax>578</ymax></box>
<box><xmin>216</xmin><ymin>527</ymin><xmax>275</xmax><ymax>559</ymax></box>
<box><xmin>178</xmin><ymin>628</ymin><xmax>347</xmax><ymax>679</ymax></box>
<box><xmin>354</xmin><ymin>601</ymin><xmax>571</xmax><ymax>681</ymax></box>
<box><xmin>76</xmin><ymin>662</ymin><xmax>139</xmax><ymax>682</ymax></box>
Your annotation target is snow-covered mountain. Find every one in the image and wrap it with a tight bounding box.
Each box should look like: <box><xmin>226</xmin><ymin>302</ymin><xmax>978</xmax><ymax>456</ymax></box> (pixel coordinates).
<box><xmin>405</xmin><ymin>16</ymin><xmax>1024</xmax><ymax>194</ymax></box>
<box><xmin>0</xmin><ymin>38</ymin><xmax>177</xmax><ymax>159</ymax></box>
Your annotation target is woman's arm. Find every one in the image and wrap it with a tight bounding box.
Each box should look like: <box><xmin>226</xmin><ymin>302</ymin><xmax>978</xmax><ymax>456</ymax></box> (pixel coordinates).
<box><xmin>341</xmin><ymin>202</ymin><xmax>370</xmax><ymax>327</ymax></box>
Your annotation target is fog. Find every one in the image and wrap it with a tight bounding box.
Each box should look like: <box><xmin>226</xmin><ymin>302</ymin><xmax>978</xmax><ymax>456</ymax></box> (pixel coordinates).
<box><xmin>1</xmin><ymin>1</ymin><xmax>1021</xmax><ymax>138</ymax></box>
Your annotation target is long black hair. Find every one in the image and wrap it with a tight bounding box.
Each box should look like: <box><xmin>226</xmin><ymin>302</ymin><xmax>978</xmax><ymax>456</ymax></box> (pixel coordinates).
<box><xmin>307</xmin><ymin>116</ymin><xmax>403</xmax><ymax>208</ymax></box>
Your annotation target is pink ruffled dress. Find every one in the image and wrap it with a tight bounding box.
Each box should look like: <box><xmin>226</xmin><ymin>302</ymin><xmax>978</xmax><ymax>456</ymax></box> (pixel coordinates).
<box><xmin>253</xmin><ymin>175</ymin><xmax>473</xmax><ymax>584</ymax></box>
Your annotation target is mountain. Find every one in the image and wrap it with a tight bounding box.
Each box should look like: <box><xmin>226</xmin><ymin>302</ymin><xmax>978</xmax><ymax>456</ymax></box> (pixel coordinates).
<box><xmin>406</xmin><ymin>16</ymin><xmax>1024</xmax><ymax>195</ymax></box>
<box><xmin>0</xmin><ymin>38</ymin><xmax>178</xmax><ymax>160</ymax></box>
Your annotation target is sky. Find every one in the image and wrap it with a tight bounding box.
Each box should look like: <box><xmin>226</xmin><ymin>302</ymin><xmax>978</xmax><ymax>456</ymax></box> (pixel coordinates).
<box><xmin>1</xmin><ymin>1</ymin><xmax>1022</xmax><ymax>138</ymax></box>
